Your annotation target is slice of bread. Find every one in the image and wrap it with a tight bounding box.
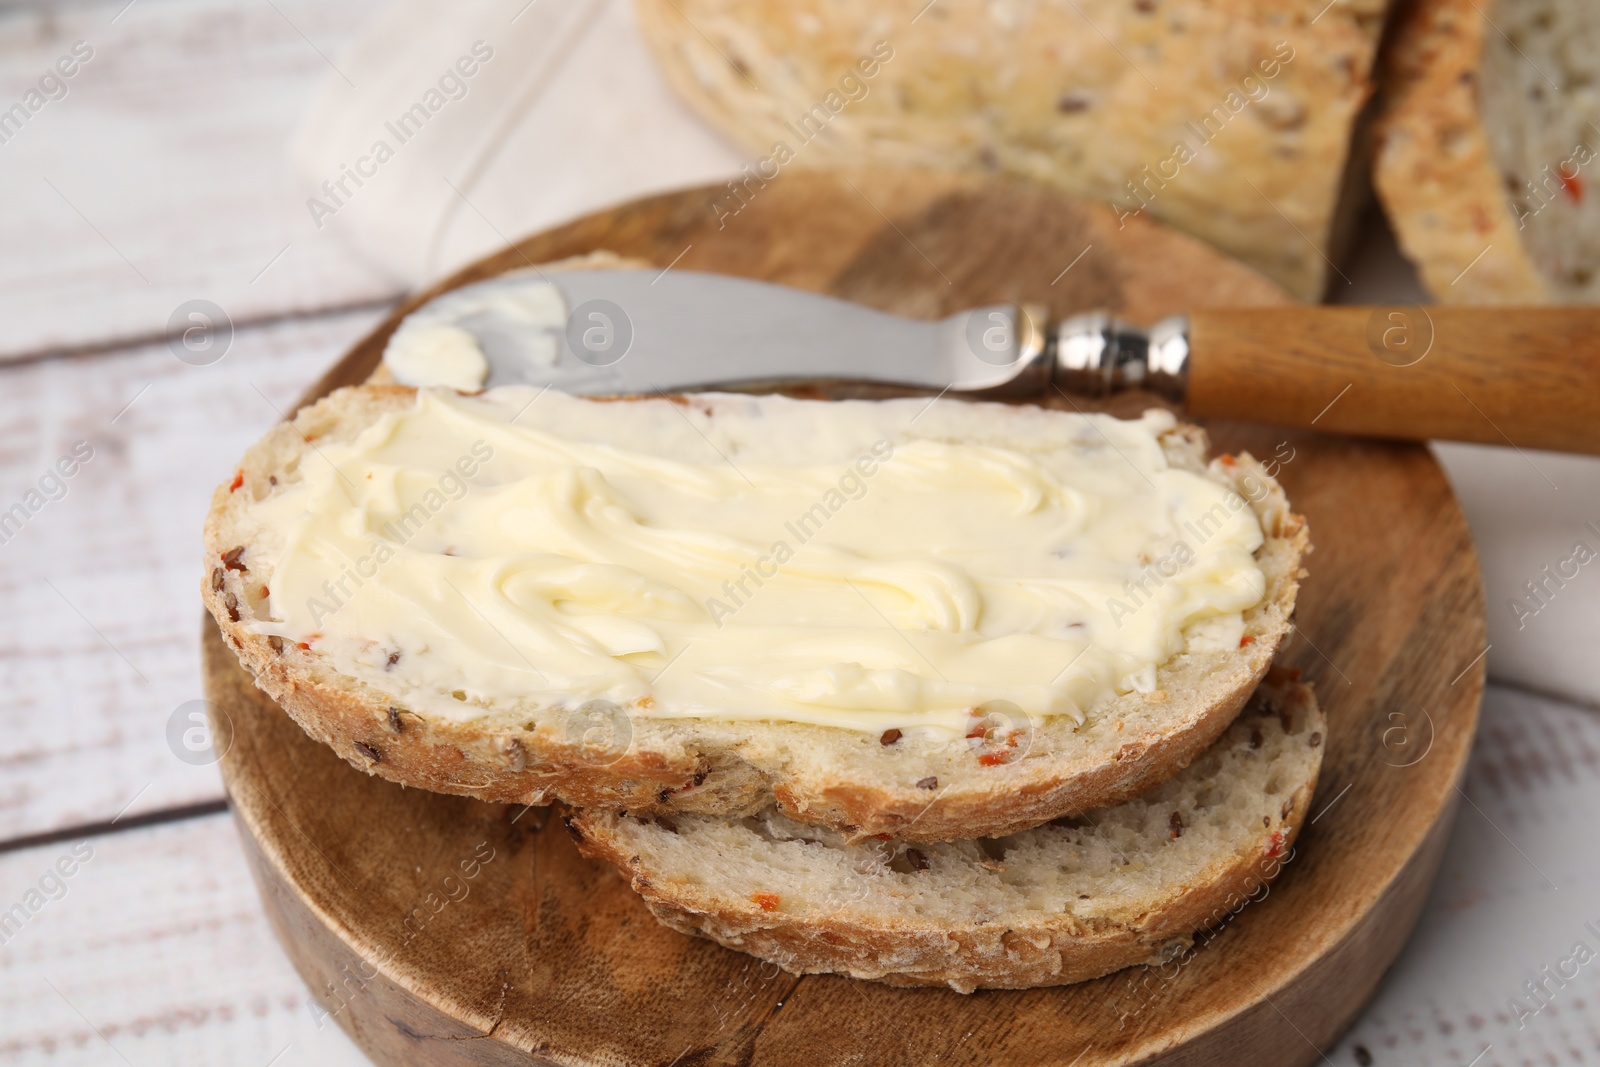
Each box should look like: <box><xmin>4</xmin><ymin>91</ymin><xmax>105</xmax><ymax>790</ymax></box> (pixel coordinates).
<box><xmin>202</xmin><ymin>385</ymin><xmax>1308</xmax><ymax>842</ymax></box>
<box><xmin>1374</xmin><ymin>0</ymin><xmax>1600</xmax><ymax>302</ymax></box>
<box><xmin>567</xmin><ymin>673</ymin><xmax>1324</xmax><ymax>993</ymax></box>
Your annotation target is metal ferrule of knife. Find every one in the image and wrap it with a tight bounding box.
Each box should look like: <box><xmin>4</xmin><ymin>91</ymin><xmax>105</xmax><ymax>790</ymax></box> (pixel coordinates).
<box><xmin>1044</xmin><ymin>311</ymin><xmax>1191</xmax><ymax>403</ymax></box>
<box><xmin>971</xmin><ymin>305</ymin><xmax>1187</xmax><ymax>402</ymax></box>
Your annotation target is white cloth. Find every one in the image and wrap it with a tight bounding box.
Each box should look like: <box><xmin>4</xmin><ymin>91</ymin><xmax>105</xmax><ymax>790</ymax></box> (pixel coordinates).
<box><xmin>290</xmin><ymin>0</ymin><xmax>745</xmax><ymax>286</ymax></box>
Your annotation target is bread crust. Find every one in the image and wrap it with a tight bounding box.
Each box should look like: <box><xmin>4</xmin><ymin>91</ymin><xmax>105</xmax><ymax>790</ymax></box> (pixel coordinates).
<box><xmin>634</xmin><ymin>0</ymin><xmax>1387</xmax><ymax>300</ymax></box>
<box><xmin>202</xmin><ymin>386</ymin><xmax>1308</xmax><ymax>843</ymax></box>
<box><xmin>568</xmin><ymin>676</ymin><xmax>1325</xmax><ymax>993</ymax></box>
<box><xmin>1372</xmin><ymin>0</ymin><xmax>1552</xmax><ymax>302</ymax></box>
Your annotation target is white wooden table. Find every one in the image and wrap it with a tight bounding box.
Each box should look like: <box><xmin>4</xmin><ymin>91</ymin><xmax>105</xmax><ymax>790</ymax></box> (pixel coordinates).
<box><xmin>1</xmin><ymin>2</ymin><xmax>1597</xmax><ymax>1064</ymax></box>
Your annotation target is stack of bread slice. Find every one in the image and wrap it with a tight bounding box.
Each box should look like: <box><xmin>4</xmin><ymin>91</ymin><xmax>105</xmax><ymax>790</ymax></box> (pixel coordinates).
<box><xmin>203</xmin><ymin>384</ymin><xmax>1316</xmax><ymax>993</ymax></box>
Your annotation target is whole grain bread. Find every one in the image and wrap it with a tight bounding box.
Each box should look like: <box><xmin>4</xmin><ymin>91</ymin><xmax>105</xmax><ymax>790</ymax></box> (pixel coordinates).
<box><xmin>202</xmin><ymin>385</ymin><xmax>1308</xmax><ymax>843</ymax></box>
<box><xmin>634</xmin><ymin>0</ymin><xmax>1388</xmax><ymax>300</ymax></box>
<box><xmin>1373</xmin><ymin>0</ymin><xmax>1600</xmax><ymax>302</ymax></box>
<box><xmin>568</xmin><ymin>672</ymin><xmax>1324</xmax><ymax>993</ymax></box>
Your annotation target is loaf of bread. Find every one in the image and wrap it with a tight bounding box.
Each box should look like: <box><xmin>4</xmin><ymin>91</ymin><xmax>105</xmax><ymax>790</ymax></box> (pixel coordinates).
<box><xmin>1374</xmin><ymin>0</ymin><xmax>1600</xmax><ymax>302</ymax></box>
<box><xmin>202</xmin><ymin>385</ymin><xmax>1308</xmax><ymax>842</ymax></box>
<box><xmin>634</xmin><ymin>0</ymin><xmax>1389</xmax><ymax>300</ymax></box>
<box><xmin>568</xmin><ymin>672</ymin><xmax>1324</xmax><ymax>993</ymax></box>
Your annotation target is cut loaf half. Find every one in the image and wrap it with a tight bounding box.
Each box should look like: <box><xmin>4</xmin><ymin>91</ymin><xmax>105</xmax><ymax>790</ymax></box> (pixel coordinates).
<box><xmin>635</xmin><ymin>0</ymin><xmax>1388</xmax><ymax>300</ymax></box>
<box><xmin>1374</xmin><ymin>0</ymin><xmax>1600</xmax><ymax>302</ymax></box>
<box><xmin>568</xmin><ymin>672</ymin><xmax>1325</xmax><ymax>993</ymax></box>
<box><xmin>202</xmin><ymin>385</ymin><xmax>1308</xmax><ymax>842</ymax></box>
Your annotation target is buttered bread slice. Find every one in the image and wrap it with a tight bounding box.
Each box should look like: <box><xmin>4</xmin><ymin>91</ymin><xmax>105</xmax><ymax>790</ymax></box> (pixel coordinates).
<box><xmin>202</xmin><ymin>384</ymin><xmax>1308</xmax><ymax>841</ymax></box>
<box><xmin>569</xmin><ymin>674</ymin><xmax>1324</xmax><ymax>993</ymax></box>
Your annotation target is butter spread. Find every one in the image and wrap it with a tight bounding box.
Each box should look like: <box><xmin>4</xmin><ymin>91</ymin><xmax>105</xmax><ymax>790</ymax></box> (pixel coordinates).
<box><xmin>253</xmin><ymin>388</ymin><xmax>1267</xmax><ymax>738</ymax></box>
<box><xmin>382</xmin><ymin>270</ymin><xmax>566</xmax><ymax>391</ymax></box>
<box><xmin>383</xmin><ymin>324</ymin><xmax>489</xmax><ymax>391</ymax></box>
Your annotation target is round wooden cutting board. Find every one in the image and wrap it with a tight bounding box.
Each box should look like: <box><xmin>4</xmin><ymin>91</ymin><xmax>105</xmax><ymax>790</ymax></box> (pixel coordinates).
<box><xmin>203</xmin><ymin>169</ymin><xmax>1485</xmax><ymax>1066</ymax></box>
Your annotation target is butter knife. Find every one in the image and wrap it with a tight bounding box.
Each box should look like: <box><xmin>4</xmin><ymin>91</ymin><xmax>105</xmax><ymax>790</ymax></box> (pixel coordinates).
<box><xmin>381</xmin><ymin>268</ymin><xmax>1600</xmax><ymax>455</ymax></box>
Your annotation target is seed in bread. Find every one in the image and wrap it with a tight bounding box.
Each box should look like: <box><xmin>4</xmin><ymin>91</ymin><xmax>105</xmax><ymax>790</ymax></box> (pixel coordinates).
<box><xmin>568</xmin><ymin>673</ymin><xmax>1325</xmax><ymax>993</ymax></box>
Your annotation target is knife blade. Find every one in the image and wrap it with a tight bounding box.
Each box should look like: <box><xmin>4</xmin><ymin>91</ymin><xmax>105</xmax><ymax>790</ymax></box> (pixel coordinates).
<box><xmin>386</xmin><ymin>269</ymin><xmax>1046</xmax><ymax>397</ymax></box>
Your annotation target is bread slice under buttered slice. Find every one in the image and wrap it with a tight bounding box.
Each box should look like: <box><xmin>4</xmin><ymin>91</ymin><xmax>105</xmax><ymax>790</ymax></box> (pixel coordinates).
<box><xmin>567</xmin><ymin>673</ymin><xmax>1324</xmax><ymax>993</ymax></box>
<box><xmin>202</xmin><ymin>384</ymin><xmax>1309</xmax><ymax>843</ymax></box>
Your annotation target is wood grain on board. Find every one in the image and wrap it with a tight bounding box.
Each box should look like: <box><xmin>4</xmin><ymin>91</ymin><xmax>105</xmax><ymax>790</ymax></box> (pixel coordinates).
<box><xmin>202</xmin><ymin>169</ymin><xmax>1487</xmax><ymax>1065</ymax></box>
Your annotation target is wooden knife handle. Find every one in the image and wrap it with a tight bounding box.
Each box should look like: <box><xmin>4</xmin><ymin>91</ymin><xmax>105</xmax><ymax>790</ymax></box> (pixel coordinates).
<box><xmin>1186</xmin><ymin>307</ymin><xmax>1600</xmax><ymax>455</ymax></box>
